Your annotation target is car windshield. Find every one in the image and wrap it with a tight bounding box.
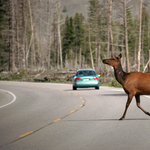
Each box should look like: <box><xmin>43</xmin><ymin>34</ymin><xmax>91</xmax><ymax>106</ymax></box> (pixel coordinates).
<box><xmin>76</xmin><ymin>70</ymin><xmax>96</xmax><ymax>76</ymax></box>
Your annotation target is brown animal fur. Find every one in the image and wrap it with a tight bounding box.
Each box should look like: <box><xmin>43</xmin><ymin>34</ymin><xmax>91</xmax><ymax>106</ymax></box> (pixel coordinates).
<box><xmin>102</xmin><ymin>54</ymin><xmax>150</xmax><ymax>120</ymax></box>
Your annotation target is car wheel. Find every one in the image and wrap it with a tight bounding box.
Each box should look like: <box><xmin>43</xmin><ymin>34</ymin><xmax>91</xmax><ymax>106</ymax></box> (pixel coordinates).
<box><xmin>73</xmin><ymin>86</ymin><xmax>77</xmax><ymax>90</ymax></box>
<box><xmin>95</xmin><ymin>86</ymin><xmax>99</xmax><ymax>90</ymax></box>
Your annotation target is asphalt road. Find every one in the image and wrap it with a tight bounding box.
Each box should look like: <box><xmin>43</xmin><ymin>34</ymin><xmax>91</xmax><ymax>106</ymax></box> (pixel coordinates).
<box><xmin>0</xmin><ymin>81</ymin><xmax>150</xmax><ymax>150</ymax></box>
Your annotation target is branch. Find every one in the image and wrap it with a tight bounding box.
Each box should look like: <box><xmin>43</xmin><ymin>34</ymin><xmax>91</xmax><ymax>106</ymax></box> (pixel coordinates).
<box><xmin>143</xmin><ymin>59</ymin><xmax>150</xmax><ymax>72</ymax></box>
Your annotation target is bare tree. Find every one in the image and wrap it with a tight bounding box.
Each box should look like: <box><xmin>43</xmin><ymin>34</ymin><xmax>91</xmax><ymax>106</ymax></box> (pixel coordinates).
<box><xmin>46</xmin><ymin>0</ymin><xmax>53</xmax><ymax>70</ymax></box>
<box><xmin>123</xmin><ymin>0</ymin><xmax>130</xmax><ymax>72</ymax></box>
<box><xmin>138</xmin><ymin>0</ymin><xmax>142</xmax><ymax>72</ymax></box>
<box><xmin>57</xmin><ymin>2</ymin><xmax>63</xmax><ymax>69</ymax></box>
<box><xmin>27</xmin><ymin>0</ymin><xmax>34</xmax><ymax>69</ymax></box>
<box><xmin>88</xmin><ymin>24</ymin><xmax>95</xmax><ymax>70</ymax></box>
<box><xmin>21</xmin><ymin>0</ymin><xmax>26</xmax><ymax>70</ymax></box>
<box><xmin>109</xmin><ymin>0</ymin><xmax>113</xmax><ymax>54</ymax></box>
<box><xmin>11</xmin><ymin>0</ymin><xmax>16</xmax><ymax>71</ymax></box>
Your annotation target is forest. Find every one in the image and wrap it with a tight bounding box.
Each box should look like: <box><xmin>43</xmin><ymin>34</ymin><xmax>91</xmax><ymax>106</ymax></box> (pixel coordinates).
<box><xmin>0</xmin><ymin>0</ymin><xmax>150</xmax><ymax>79</ymax></box>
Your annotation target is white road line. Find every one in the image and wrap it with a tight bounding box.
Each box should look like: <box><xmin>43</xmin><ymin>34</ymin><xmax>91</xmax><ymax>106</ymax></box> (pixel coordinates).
<box><xmin>110</xmin><ymin>88</ymin><xmax>124</xmax><ymax>92</ymax></box>
<box><xmin>144</xmin><ymin>95</ymin><xmax>150</xmax><ymax>98</ymax></box>
<box><xmin>0</xmin><ymin>89</ymin><xmax>17</xmax><ymax>108</ymax></box>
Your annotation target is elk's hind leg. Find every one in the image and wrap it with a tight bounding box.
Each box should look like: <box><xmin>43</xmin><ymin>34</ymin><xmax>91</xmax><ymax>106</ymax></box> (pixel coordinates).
<box><xmin>135</xmin><ymin>95</ymin><xmax>150</xmax><ymax>116</ymax></box>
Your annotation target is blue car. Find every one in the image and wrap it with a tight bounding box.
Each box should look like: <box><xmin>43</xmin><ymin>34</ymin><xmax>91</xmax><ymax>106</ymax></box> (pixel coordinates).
<box><xmin>73</xmin><ymin>69</ymin><xmax>100</xmax><ymax>90</ymax></box>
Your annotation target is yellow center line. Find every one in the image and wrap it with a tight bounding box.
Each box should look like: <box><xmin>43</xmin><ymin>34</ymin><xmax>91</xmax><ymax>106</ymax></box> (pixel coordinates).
<box><xmin>19</xmin><ymin>131</ymin><xmax>34</xmax><ymax>138</ymax></box>
<box><xmin>80</xmin><ymin>105</ymin><xmax>83</xmax><ymax>107</ymax></box>
<box><xmin>30</xmin><ymin>86</ymin><xmax>35</xmax><ymax>88</ymax></box>
<box><xmin>70</xmin><ymin>110</ymin><xmax>76</xmax><ymax>113</ymax></box>
<box><xmin>53</xmin><ymin>118</ymin><xmax>61</xmax><ymax>122</ymax></box>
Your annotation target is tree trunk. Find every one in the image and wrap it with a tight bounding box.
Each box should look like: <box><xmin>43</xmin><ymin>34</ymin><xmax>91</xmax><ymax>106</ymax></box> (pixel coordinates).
<box><xmin>21</xmin><ymin>0</ymin><xmax>26</xmax><ymax>70</ymax></box>
<box><xmin>109</xmin><ymin>0</ymin><xmax>113</xmax><ymax>54</ymax></box>
<box><xmin>65</xmin><ymin>53</ymin><xmax>68</xmax><ymax>68</ymax></box>
<box><xmin>27</xmin><ymin>0</ymin><xmax>34</xmax><ymax>69</ymax></box>
<box><xmin>57</xmin><ymin>3</ymin><xmax>63</xmax><ymax>69</ymax></box>
<box><xmin>12</xmin><ymin>0</ymin><xmax>16</xmax><ymax>71</ymax></box>
<box><xmin>14</xmin><ymin>0</ymin><xmax>19</xmax><ymax>70</ymax></box>
<box><xmin>138</xmin><ymin>0</ymin><xmax>142</xmax><ymax>72</ymax></box>
<box><xmin>47</xmin><ymin>0</ymin><xmax>52</xmax><ymax>70</ymax></box>
<box><xmin>79</xmin><ymin>47</ymin><xmax>81</xmax><ymax>68</ymax></box>
<box><xmin>88</xmin><ymin>25</ymin><xmax>95</xmax><ymax>70</ymax></box>
<box><xmin>8</xmin><ymin>0</ymin><xmax>11</xmax><ymax>71</ymax></box>
<box><xmin>148</xmin><ymin>50</ymin><xmax>150</xmax><ymax>72</ymax></box>
<box><xmin>123</xmin><ymin>0</ymin><xmax>130</xmax><ymax>72</ymax></box>
<box><xmin>95</xmin><ymin>3</ymin><xmax>98</xmax><ymax>71</ymax></box>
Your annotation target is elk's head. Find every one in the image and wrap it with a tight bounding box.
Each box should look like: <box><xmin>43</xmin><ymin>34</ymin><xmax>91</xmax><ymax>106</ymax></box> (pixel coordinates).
<box><xmin>102</xmin><ymin>54</ymin><xmax>122</xmax><ymax>67</ymax></box>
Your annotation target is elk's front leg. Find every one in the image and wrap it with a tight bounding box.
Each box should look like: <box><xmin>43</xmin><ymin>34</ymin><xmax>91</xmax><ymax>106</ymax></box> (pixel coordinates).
<box><xmin>119</xmin><ymin>94</ymin><xmax>134</xmax><ymax>120</ymax></box>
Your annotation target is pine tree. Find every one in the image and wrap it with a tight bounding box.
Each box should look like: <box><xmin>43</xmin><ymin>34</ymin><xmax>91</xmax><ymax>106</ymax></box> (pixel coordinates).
<box><xmin>62</xmin><ymin>16</ymin><xmax>70</xmax><ymax>67</ymax></box>
<box><xmin>62</xmin><ymin>16</ymin><xmax>75</xmax><ymax>68</ymax></box>
<box><xmin>88</xmin><ymin>0</ymin><xmax>101</xmax><ymax>71</ymax></box>
<box><xmin>74</xmin><ymin>13</ymin><xmax>85</xmax><ymax>49</ymax></box>
<box><xmin>0</xmin><ymin>0</ymin><xmax>9</xmax><ymax>71</ymax></box>
<box><xmin>126</xmin><ymin>6</ymin><xmax>135</xmax><ymax>63</ymax></box>
<box><xmin>74</xmin><ymin>13</ymin><xmax>85</xmax><ymax>67</ymax></box>
<box><xmin>68</xmin><ymin>17</ymin><xmax>75</xmax><ymax>49</ymax></box>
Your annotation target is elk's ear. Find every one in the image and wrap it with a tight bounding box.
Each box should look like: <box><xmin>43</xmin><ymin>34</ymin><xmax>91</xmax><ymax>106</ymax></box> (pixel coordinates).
<box><xmin>118</xmin><ymin>53</ymin><xmax>122</xmax><ymax>59</ymax></box>
<box><xmin>111</xmin><ymin>53</ymin><xmax>116</xmax><ymax>58</ymax></box>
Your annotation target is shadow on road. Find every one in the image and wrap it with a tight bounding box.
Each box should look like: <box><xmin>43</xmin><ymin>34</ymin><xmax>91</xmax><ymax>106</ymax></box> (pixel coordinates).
<box><xmin>63</xmin><ymin>118</ymin><xmax>150</xmax><ymax>121</ymax></box>
<box><xmin>101</xmin><ymin>93</ymin><xmax>126</xmax><ymax>96</ymax></box>
<box><xmin>64</xmin><ymin>89</ymin><xmax>97</xmax><ymax>92</ymax></box>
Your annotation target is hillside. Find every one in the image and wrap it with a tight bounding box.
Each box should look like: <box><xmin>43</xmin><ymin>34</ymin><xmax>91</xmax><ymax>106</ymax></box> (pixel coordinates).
<box><xmin>60</xmin><ymin>0</ymin><xmax>150</xmax><ymax>19</ymax></box>
<box><xmin>60</xmin><ymin>0</ymin><xmax>89</xmax><ymax>18</ymax></box>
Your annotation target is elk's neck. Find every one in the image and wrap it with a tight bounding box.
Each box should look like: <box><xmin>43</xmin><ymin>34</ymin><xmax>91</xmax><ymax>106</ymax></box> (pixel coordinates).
<box><xmin>113</xmin><ymin>64</ymin><xmax>126</xmax><ymax>85</ymax></box>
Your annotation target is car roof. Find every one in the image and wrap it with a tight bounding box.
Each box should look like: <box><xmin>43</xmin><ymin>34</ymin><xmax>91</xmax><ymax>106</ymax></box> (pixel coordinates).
<box><xmin>76</xmin><ymin>69</ymin><xmax>95</xmax><ymax>72</ymax></box>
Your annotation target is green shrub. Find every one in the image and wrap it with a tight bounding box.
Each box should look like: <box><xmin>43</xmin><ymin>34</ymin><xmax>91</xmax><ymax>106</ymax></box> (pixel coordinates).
<box><xmin>10</xmin><ymin>71</ymin><xmax>24</xmax><ymax>80</ymax></box>
<box><xmin>111</xmin><ymin>78</ymin><xmax>122</xmax><ymax>88</ymax></box>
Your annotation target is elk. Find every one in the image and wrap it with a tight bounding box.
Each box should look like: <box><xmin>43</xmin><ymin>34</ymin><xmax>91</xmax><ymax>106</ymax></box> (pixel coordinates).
<box><xmin>102</xmin><ymin>53</ymin><xmax>150</xmax><ymax>120</ymax></box>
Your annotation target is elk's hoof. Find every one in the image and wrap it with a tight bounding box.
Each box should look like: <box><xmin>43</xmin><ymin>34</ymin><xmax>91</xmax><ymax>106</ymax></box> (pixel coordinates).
<box><xmin>146</xmin><ymin>112</ymin><xmax>150</xmax><ymax>116</ymax></box>
<box><xmin>119</xmin><ymin>117</ymin><xmax>123</xmax><ymax>121</ymax></box>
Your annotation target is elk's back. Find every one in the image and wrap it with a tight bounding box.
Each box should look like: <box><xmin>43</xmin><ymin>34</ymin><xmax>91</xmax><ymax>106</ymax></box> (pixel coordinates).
<box><xmin>123</xmin><ymin>72</ymin><xmax>150</xmax><ymax>95</ymax></box>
